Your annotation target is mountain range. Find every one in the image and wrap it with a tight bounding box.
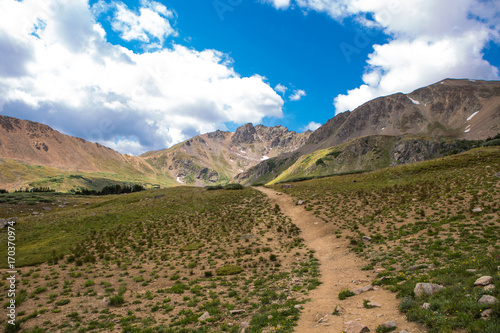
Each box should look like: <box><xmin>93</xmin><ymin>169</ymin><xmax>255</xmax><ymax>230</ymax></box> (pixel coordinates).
<box><xmin>1</xmin><ymin>78</ymin><xmax>499</xmax><ymax>191</ymax></box>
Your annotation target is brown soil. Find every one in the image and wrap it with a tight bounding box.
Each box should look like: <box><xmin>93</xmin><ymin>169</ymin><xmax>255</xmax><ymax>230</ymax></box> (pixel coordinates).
<box><xmin>257</xmin><ymin>187</ymin><xmax>427</xmax><ymax>333</ymax></box>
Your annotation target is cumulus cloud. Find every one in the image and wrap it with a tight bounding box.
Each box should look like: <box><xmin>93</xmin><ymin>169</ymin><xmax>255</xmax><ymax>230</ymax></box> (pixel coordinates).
<box><xmin>272</xmin><ymin>0</ymin><xmax>500</xmax><ymax>112</ymax></box>
<box><xmin>0</xmin><ymin>0</ymin><xmax>284</xmax><ymax>155</ymax></box>
<box><xmin>110</xmin><ymin>0</ymin><xmax>177</xmax><ymax>47</ymax></box>
<box><xmin>289</xmin><ymin>89</ymin><xmax>306</xmax><ymax>101</ymax></box>
<box><xmin>302</xmin><ymin>121</ymin><xmax>321</xmax><ymax>131</ymax></box>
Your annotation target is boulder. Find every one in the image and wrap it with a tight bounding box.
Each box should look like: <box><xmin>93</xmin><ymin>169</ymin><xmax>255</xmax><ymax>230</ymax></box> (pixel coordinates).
<box><xmin>474</xmin><ymin>276</ymin><xmax>493</xmax><ymax>286</ymax></box>
<box><xmin>362</xmin><ymin>236</ymin><xmax>372</xmax><ymax>242</ymax></box>
<box><xmin>484</xmin><ymin>284</ymin><xmax>495</xmax><ymax>291</ymax></box>
<box><xmin>345</xmin><ymin>321</ymin><xmax>370</xmax><ymax>333</ymax></box>
<box><xmin>380</xmin><ymin>321</ymin><xmax>397</xmax><ymax>329</ymax></box>
<box><xmin>353</xmin><ymin>285</ymin><xmax>374</xmax><ymax>295</ymax></box>
<box><xmin>478</xmin><ymin>295</ymin><xmax>497</xmax><ymax>305</ymax></box>
<box><xmin>230</xmin><ymin>309</ymin><xmax>246</xmax><ymax>315</ymax></box>
<box><xmin>296</xmin><ymin>200</ymin><xmax>305</xmax><ymax>205</ymax></box>
<box><xmin>421</xmin><ymin>303</ymin><xmax>431</xmax><ymax>309</ymax></box>
<box><xmin>414</xmin><ymin>283</ymin><xmax>444</xmax><ymax>296</ymax></box>
<box><xmin>472</xmin><ymin>207</ymin><xmax>482</xmax><ymax>213</ymax></box>
<box><xmin>367</xmin><ymin>301</ymin><xmax>382</xmax><ymax>308</ymax></box>
<box><xmin>199</xmin><ymin>311</ymin><xmax>210</xmax><ymax>321</ymax></box>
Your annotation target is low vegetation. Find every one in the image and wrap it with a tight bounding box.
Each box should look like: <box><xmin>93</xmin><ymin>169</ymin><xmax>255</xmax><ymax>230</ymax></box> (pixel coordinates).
<box><xmin>0</xmin><ymin>186</ymin><xmax>319</xmax><ymax>332</ymax></box>
<box><xmin>272</xmin><ymin>146</ymin><xmax>500</xmax><ymax>332</ymax></box>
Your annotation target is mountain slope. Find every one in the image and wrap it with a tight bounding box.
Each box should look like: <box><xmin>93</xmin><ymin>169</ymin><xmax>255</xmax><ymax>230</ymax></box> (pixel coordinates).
<box><xmin>0</xmin><ymin>115</ymin><xmax>174</xmax><ymax>191</ymax></box>
<box><xmin>142</xmin><ymin>123</ymin><xmax>311</xmax><ymax>186</ymax></box>
<box><xmin>236</xmin><ymin>79</ymin><xmax>500</xmax><ymax>184</ymax></box>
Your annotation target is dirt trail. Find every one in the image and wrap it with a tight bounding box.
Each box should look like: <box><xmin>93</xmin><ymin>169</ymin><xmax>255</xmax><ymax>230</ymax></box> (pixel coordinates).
<box><xmin>257</xmin><ymin>187</ymin><xmax>426</xmax><ymax>333</ymax></box>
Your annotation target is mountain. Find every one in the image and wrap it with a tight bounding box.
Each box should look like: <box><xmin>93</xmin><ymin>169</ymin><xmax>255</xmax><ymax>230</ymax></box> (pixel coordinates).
<box><xmin>0</xmin><ymin>116</ymin><xmax>309</xmax><ymax>190</ymax></box>
<box><xmin>236</xmin><ymin>79</ymin><xmax>500</xmax><ymax>185</ymax></box>
<box><xmin>141</xmin><ymin>123</ymin><xmax>311</xmax><ymax>186</ymax></box>
<box><xmin>0</xmin><ymin>115</ymin><xmax>174</xmax><ymax>191</ymax></box>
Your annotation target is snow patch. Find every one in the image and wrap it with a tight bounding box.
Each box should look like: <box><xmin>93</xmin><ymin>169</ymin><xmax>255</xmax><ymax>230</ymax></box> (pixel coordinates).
<box><xmin>261</xmin><ymin>155</ymin><xmax>269</xmax><ymax>161</ymax></box>
<box><xmin>469</xmin><ymin>79</ymin><xmax>476</xmax><ymax>82</ymax></box>
<box><xmin>409</xmin><ymin>97</ymin><xmax>420</xmax><ymax>105</ymax></box>
<box><xmin>381</xmin><ymin>127</ymin><xmax>385</xmax><ymax>131</ymax></box>
<box><xmin>467</xmin><ymin>111</ymin><xmax>479</xmax><ymax>121</ymax></box>
<box><xmin>465</xmin><ymin>125</ymin><xmax>471</xmax><ymax>133</ymax></box>
<box><xmin>239</xmin><ymin>150</ymin><xmax>246</xmax><ymax>154</ymax></box>
<box><xmin>176</xmin><ymin>177</ymin><xmax>184</xmax><ymax>184</ymax></box>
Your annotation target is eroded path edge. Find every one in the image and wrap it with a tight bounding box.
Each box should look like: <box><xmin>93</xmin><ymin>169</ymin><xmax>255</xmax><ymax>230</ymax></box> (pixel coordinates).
<box><xmin>256</xmin><ymin>187</ymin><xmax>426</xmax><ymax>333</ymax></box>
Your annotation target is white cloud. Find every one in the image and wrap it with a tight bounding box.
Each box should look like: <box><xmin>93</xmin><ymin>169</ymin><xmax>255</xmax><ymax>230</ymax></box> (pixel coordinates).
<box><xmin>264</xmin><ymin>0</ymin><xmax>291</xmax><ymax>10</ymax></box>
<box><xmin>275</xmin><ymin>83</ymin><xmax>287</xmax><ymax>94</ymax></box>
<box><xmin>272</xmin><ymin>0</ymin><xmax>500</xmax><ymax>112</ymax></box>
<box><xmin>0</xmin><ymin>0</ymin><xmax>284</xmax><ymax>155</ymax></box>
<box><xmin>289</xmin><ymin>89</ymin><xmax>306</xmax><ymax>101</ymax></box>
<box><xmin>110</xmin><ymin>0</ymin><xmax>177</xmax><ymax>46</ymax></box>
<box><xmin>302</xmin><ymin>121</ymin><xmax>321</xmax><ymax>131</ymax></box>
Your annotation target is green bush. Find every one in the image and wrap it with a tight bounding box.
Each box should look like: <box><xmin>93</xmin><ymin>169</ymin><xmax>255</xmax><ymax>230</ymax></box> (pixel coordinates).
<box><xmin>338</xmin><ymin>289</ymin><xmax>355</xmax><ymax>300</ymax></box>
<box><xmin>216</xmin><ymin>265</ymin><xmax>243</xmax><ymax>276</ymax></box>
<box><xmin>223</xmin><ymin>184</ymin><xmax>244</xmax><ymax>190</ymax></box>
<box><xmin>108</xmin><ymin>295</ymin><xmax>125</xmax><ymax>306</ymax></box>
<box><xmin>180</xmin><ymin>242</ymin><xmax>205</xmax><ymax>251</ymax></box>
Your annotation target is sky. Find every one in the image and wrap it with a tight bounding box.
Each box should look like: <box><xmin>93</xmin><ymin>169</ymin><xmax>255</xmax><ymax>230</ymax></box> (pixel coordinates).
<box><xmin>0</xmin><ymin>0</ymin><xmax>499</xmax><ymax>155</ymax></box>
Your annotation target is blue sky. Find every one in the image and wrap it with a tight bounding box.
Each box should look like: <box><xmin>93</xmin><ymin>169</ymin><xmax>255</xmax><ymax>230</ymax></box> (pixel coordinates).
<box><xmin>0</xmin><ymin>0</ymin><xmax>499</xmax><ymax>154</ymax></box>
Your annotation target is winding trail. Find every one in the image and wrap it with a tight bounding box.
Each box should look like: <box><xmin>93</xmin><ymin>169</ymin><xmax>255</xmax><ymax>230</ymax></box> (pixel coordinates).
<box><xmin>257</xmin><ymin>187</ymin><xmax>425</xmax><ymax>333</ymax></box>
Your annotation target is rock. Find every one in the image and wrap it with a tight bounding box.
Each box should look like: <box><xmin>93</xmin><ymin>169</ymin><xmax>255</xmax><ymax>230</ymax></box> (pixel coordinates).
<box><xmin>240</xmin><ymin>321</ymin><xmax>250</xmax><ymax>328</ymax></box>
<box><xmin>63</xmin><ymin>202</ymin><xmax>70</xmax><ymax>205</ymax></box>
<box><xmin>380</xmin><ymin>321</ymin><xmax>397</xmax><ymax>329</ymax></box>
<box><xmin>296</xmin><ymin>200</ymin><xmax>305</xmax><ymax>205</ymax></box>
<box><xmin>102</xmin><ymin>297</ymin><xmax>109</xmax><ymax>304</ymax></box>
<box><xmin>466</xmin><ymin>269</ymin><xmax>477</xmax><ymax>272</ymax></box>
<box><xmin>199</xmin><ymin>311</ymin><xmax>210</xmax><ymax>321</ymax></box>
<box><xmin>345</xmin><ymin>321</ymin><xmax>370</xmax><ymax>333</ymax></box>
<box><xmin>362</xmin><ymin>236</ymin><xmax>372</xmax><ymax>242</ymax></box>
<box><xmin>484</xmin><ymin>284</ymin><xmax>495</xmax><ymax>291</ymax></box>
<box><xmin>58</xmin><ymin>205</ymin><xmax>66</xmax><ymax>208</ymax></box>
<box><xmin>294</xmin><ymin>305</ymin><xmax>302</xmax><ymax>309</ymax></box>
<box><xmin>399</xmin><ymin>330</ymin><xmax>410</xmax><ymax>333</ymax></box>
<box><xmin>481</xmin><ymin>309</ymin><xmax>493</xmax><ymax>318</ymax></box>
<box><xmin>414</xmin><ymin>283</ymin><xmax>444</xmax><ymax>296</ymax></box>
<box><xmin>353</xmin><ymin>285</ymin><xmax>374</xmax><ymax>295</ymax></box>
<box><xmin>474</xmin><ymin>276</ymin><xmax>493</xmax><ymax>286</ymax></box>
<box><xmin>409</xmin><ymin>264</ymin><xmax>429</xmax><ymax>271</ymax></box>
<box><xmin>42</xmin><ymin>207</ymin><xmax>52</xmax><ymax>211</ymax></box>
<box><xmin>85</xmin><ymin>202</ymin><xmax>91</xmax><ymax>205</ymax></box>
<box><xmin>421</xmin><ymin>303</ymin><xmax>431</xmax><ymax>309</ymax></box>
<box><xmin>472</xmin><ymin>207</ymin><xmax>482</xmax><ymax>213</ymax></box>
<box><xmin>230</xmin><ymin>309</ymin><xmax>246</xmax><ymax>315</ymax></box>
<box><xmin>478</xmin><ymin>295</ymin><xmax>497</xmax><ymax>305</ymax></box>
<box><xmin>32</xmin><ymin>211</ymin><xmax>39</xmax><ymax>215</ymax></box>
<box><xmin>367</xmin><ymin>301</ymin><xmax>382</xmax><ymax>308</ymax></box>
<box><xmin>495</xmin><ymin>172</ymin><xmax>500</xmax><ymax>178</ymax></box>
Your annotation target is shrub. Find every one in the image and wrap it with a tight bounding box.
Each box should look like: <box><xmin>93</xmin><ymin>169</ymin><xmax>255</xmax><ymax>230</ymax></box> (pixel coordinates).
<box><xmin>216</xmin><ymin>265</ymin><xmax>243</xmax><ymax>276</ymax></box>
<box><xmin>338</xmin><ymin>289</ymin><xmax>355</xmax><ymax>300</ymax></box>
<box><xmin>224</xmin><ymin>184</ymin><xmax>244</xmax><ymax>190</ymax></box>
<box><xmin>108</xmin><ymin>295</ymin><xmax>125</xmax><ymax>306</ymax></box>
<box><xmin>55</xmin><ymin>299</ymin><xmax>70</xmax><ymax>306</ymax></box>
<box><xmin>181</xmin><ymin>242</ymin><xmax>205</xmax><ymax>251</ymax></box>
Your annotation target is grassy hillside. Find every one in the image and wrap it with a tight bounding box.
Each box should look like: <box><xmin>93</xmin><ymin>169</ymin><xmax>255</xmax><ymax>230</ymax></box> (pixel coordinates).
<box><xmin>263</xmin><ymin>135</ymin><xmax>494</xmax><ymax>185</ymax></box>
<box><xmin>0</xmin><ymin>187</ymin><xmax>319</xmax><ymax>332</ymax></box>
<box><xmin>271</xmin><ymin>146</ymin><xmax>500</xmax><ymax>332</ymax></box>
<box><xmin>0</xmin><ymin>159</ymin><xmax>177</xmax><ymax>192</ymax></box>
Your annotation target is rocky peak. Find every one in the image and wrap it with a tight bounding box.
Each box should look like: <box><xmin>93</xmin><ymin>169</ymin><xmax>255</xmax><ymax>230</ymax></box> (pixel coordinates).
<box><xmin>231</xmin><ymin>123</ymin><xmax>257</xmax><ymax>145</ymax></box>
